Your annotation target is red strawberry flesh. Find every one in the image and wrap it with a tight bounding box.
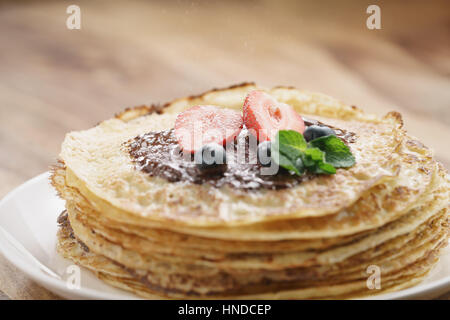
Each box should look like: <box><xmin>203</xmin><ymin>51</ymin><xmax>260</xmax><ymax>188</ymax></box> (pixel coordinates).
<box><xmin>243</xmin><ymin>90</ymin><xmax>305</xmax><ymax>141</ymax></box>
<box><xmin>174</xmin><ymin>105</ymin><xmax>243</xmax><ymax>153</ymax></box>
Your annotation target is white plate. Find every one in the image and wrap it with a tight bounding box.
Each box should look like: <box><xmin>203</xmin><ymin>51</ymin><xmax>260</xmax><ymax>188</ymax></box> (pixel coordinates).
<box><xmin>0</xmin><ymin>172</ymin><xmax>448</xmax><ymax>300</ymax></box>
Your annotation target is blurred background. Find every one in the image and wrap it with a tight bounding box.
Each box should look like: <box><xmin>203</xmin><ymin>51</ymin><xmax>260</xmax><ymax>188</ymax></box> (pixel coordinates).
<box><xmin>0</xmin><ymin>0</ymin><xmax>449</xmax><ymax>300</ymax></box>
<box><xmin>0</xmin><ymin>0</ymin><xmax>449</xmax><ymax>197</ymax></box>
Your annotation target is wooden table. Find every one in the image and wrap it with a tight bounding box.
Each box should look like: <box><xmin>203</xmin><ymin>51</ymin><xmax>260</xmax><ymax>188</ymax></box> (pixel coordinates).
<box><xmin>0</xmin><ymin>0</ymin><xmax>448</xmax><ymax>299</ymax></box>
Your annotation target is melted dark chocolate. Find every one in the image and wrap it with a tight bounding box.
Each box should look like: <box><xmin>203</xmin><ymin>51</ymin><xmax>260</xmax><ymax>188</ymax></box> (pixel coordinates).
<box><xmin>127</xmin><ymin>118</ymin><xmax>356</xmax><ymax>190</ymax></box>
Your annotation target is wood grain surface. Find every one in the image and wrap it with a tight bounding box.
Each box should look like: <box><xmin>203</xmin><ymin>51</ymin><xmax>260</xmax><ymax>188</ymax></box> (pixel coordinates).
<box><xmin>0</xmin><ymin>0</ymin><xmax>448</xmax><ymax>300</ymax></box>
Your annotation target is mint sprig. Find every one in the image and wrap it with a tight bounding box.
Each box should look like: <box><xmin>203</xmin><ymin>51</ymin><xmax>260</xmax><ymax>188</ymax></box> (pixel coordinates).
<box><xmin>308</xmin><ymin>135</ymin><xmax>355</xmax><ymax>168</ymax></box>
<box><xmin>271</xmin><ymin>130</ymin><xmax>307</xmax><ymax>175</ymax></box>
<box><xmin>303</xmin><ymin>147</ymin><xmax>336</xmax><ymax>174</ymax></box>
<box><xmin>271</xmin><ymin>130</ymin><xmax>355</xmax><ymax>176</ymax></box>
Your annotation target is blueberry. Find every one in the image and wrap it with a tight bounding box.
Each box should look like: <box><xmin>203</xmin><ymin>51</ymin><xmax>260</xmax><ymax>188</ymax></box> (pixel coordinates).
<box><xmin>194</xmin><ymin>143</ymin><xmax>226</xmax><ymax>169</ymax></box>
<box><xmin>303</xmin><ymin>125</ymin><xmax>335</xmax><ymax>142</ymax></box>
<box><xmin>257</xmin><ymin>141</ymin><xmax>272</xmax><ymax>166</ymax></box>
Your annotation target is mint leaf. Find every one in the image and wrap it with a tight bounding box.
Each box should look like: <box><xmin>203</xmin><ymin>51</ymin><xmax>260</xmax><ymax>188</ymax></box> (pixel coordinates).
<box><xmin>271</xmin><ymin>129</ymin><xmax>354</xmax><ymax>176</ymax></box>
<box><xmin>302</xmin><ymin>147</ymin><xmax>336</xmax><ymax>174</ymax></box>
<box><xmin>272</xmin><ymin>130</ymin><xmax>307</xmax><ymax>175</ymax></box>
<box><xmin>308</xmin><ymin>135</ymin><xmax>355</xmax><ymax>168</ymax></box>
<box><xmin>277</xmin><ymin>153</ymin><xmax>304</xmax><ymax>175</ymax></box>
<box><xmin>276</xmin><ymin>129</ymin><xmax>307</xmax><ymax>152</ymax></box>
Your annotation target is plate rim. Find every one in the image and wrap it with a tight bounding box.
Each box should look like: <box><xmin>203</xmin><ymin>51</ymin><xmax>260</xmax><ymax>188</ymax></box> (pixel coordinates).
<box><xmin>0</xmin><ymin>172</ymin><xmax>137</xmax><ymax>300</ymax></box>
<box><xmin>0</xmin><ymin>172</ymin><xmax>448</xmax><ymax>300</ymax></box>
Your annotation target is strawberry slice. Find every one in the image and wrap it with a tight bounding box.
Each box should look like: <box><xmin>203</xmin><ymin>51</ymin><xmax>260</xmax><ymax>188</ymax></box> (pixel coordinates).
<box><xmin>174</xmin><ymin>105</ymin><xmax>243</xmax><ymax>153</ymax></box>
<box><xmin>243</xmin><ymin>90</ymin><xmax>305</xmax><ymax>141</ymax></box>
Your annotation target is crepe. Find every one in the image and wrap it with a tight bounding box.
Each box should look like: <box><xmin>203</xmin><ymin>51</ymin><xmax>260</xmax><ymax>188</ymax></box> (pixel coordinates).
<box><xmin>52</xmin><ymin>83</ymin><xmax>449</xmax><ymax>299</ymax></box>
<box><xmin>60</xmin><ymin>85</ymin><xmax>404</xmax><ymax>226</ymax></box>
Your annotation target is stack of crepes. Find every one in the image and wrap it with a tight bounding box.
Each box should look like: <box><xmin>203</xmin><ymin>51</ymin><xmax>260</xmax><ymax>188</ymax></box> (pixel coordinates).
<box><xmin>51</xmin><ymin>83</ymin><xmax>449</xmax><ymax>299</ymax></box>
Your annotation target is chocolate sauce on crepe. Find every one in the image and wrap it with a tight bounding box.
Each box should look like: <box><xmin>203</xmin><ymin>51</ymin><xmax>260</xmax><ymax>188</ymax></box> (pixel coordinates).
<box><xmin>128</xmin><ymin>118</ymin><xmax>356</xmax><ymax>190</ymax></box>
